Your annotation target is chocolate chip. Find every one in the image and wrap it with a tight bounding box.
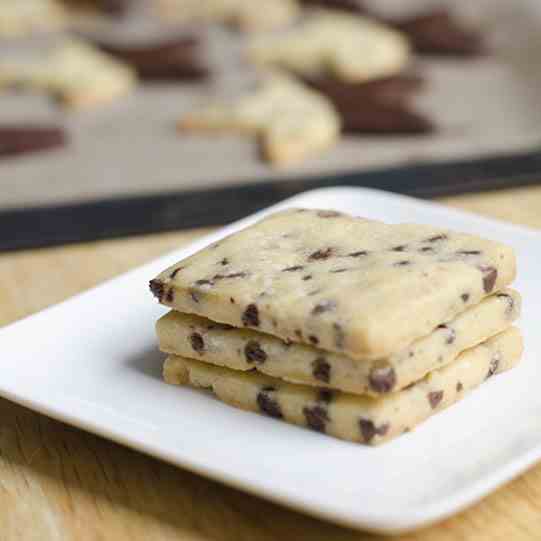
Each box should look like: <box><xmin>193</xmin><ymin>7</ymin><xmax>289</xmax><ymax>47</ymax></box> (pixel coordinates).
<box><xmin>333</xmin><ymin>323</ymin><xmax>345</xmax><ymax>349</ymax></box>
<box><xmin>311</xmin><ymin>300</ymin><xmax>337</xmax><ymax>315</ymax></box>
<box><xmin>312</xmin><ymin>357</ymin><xmax>331</xmax><ymax>383</ymax></box>
<box><xmin>329</xmin><ymin>268</ymin><xmax>349</xmax><ymax>273</ymax></box>
<box><xmin>257</xmin><ymin>387</ymin><xmax>282</xmax><ymax>418</ymax></box>
<box><xmin>419</xmin><ymin>246</ymin><xmax>435</xmax><ymax>253</ymax></box>
<box><xmin>283</xmin><ymin>265</ymin><xmax>304</xmax><ymax>272</ymax></box>
<box><xmin>302</xmin><ymin>275</ymin><xmax>313</xmax><ymax>281</ymax></box>
<box><xmin>394</xmin><ymin>260</ymin><xmax>411</xmax><ymax>266</ymax></box>
<box><xmin>461</xmin><ymin>293</ymin><xmax>470</xmax><ymax>303</ymax></box>
<box><xmin>294</xmin><ymin>329</ymin><xmax>303</xmax><ymax>339</ymax></box>
<box><xmin>408</xmin><ymin>351</ymin><xmax>415</xmax><ymax>358</ymax></box>
<box><xmin>149</xmin><ymin>279</ymin><xmax>165</xmax><ymax>301</ymax></box>
<box><xmin>359</xmin><ymin>419</ymin><xmax>390</xmax><ymax>444</ymax></box>
<box><xmin>207</xmin><ymin>322</ymin><xmax>234</xmax><ymax>331</ymax></box>
<box><xmin>189</xmin><ymin>332</ymin><xmax>204</xmax><ymax>354</ymax></box>
<box><xmin>195</xmin><ymin>279</ymin><xmax>213</xmax><ymax>287</ymax></box>
<box><xmin>348</xmin><ymin>250</ymin><xmax>368</xmax><ymax>257</ymax></box>
<box><xmin>480</xmin><ymin>266</ymin><xmax>498</xmax><ymax>293</ymax></box>
<box><xmin>303</xmin><ymin>406</ymin><xmax>329</xmax><ymax>432</ymax></box>
<box><xmin>369</xmin><ymin>364</ymin><xmax>397</xmax><ymax>393</ymax></box>
<box><xmin>169</xmin><ymin>266</ymin><xmax>184</xmax><ymax>279</ymax></box>
<box><xmin>457</xmin><ymin>250</ymin><xmax>481</xmax><ymax>256</ymax></box>
<box><xmin>428</xmin><ymin>390</ymin><xmax>444</xmax><ymax>409</ymax></box>
<box><xmin>308</xmin><ymin>335</ymin><xmax>319</xmax><ymax>345</ymax></box>
<box><xmin>309</xmin><ymin>248</ymin><xmax>334</xmax><ymax>261</ymax></box>
<box><xmin>391</xmin><ymin>245</ymin><xmax>407</xmax><ymax>252</ymax></box>
<box><xmin>318</xmin><ymin>389</ymin><xmax>334</xmax><ymax>403</ymax></box>
<box><xmin>244</xmin><ymin>340</ymin><xmax>267</xmax><ymax>364</ymax></box>
<box><xmin>317</xmin><ymin>210</ymin><xmax>342</xmax><ymax>218</ymax></box>
<box><xmin>437</xmin><ymin>324</ymin><xmax>456</xmax><ymax>344</ymax></box>
<box><xmin>426</xmin><ymin>234</ymin><xmax>448</xmax><ymax>242</ymax></box>
<box><xmin>165</xmin><ymin>288</ymin><xmax>174</xmax><ymax>302</ymax></box>
<box><xmin>230</xmin><ymin>297</ymin><xmax>235</xmax><ymax>304</ymax></box>
<box><xmin>212</xmin><ymin>272</ymin><xmax>247</xmax><ymax>280</ymax></box>
<box><xmin>242</xmin><ymin>303</ymin><xmax>260</xmax><ymax>327</ymax></box>
<box><xmin>456</xmin><ymin>381</ymin><xmax>463</xmax><ymax>392</ymax></box>
<box><xmin>220</xmin><ymin>258</ymin><xmax>229</xmax><ymax>266</ymax></box>
<box><xmin>497</xmin><ymin>293</ymin><xmax>515</xmax><ymax>316</ymax></box>
<box><xmin>487</xmin><ymin>353</ymin><xmax>500</xmax><ymax>379</ymax></box>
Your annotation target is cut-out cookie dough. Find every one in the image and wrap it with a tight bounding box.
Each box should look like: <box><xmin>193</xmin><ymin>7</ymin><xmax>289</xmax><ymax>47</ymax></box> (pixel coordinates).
<box><xmin>249</xmin><ymin>11</ymin><xmax>410</xmax><ymax>82</ymax></box>
<box><xmin>177</xmin><ymin>73</ymin><xmax>340</xmax><ymax>166</ymax></box>
<box><xmin>0</xmin><ymin>0</ymin><xmax>66</xmax><ymax>37</ymax></box>
<box><xmin>156</xmin><ymin>0</ymin><xmax>300</xmax><ymax>31</ymax></box>
<box><xmin>0</xmin><ymin>40</ymin><xmax>136</xmax><ymax>109</ymax></box>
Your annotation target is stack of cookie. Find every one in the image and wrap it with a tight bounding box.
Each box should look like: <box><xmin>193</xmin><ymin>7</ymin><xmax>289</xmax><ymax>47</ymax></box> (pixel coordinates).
<box><xmin>150</xmin><ymin>208</ymin><xmax>522</xmax><ymax>445</ymax></box>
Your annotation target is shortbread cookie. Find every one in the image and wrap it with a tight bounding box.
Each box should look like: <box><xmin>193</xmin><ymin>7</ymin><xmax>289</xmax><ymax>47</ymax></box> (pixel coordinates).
<box><xmin>164</xmin><ymin>328</ymin><xmax>523</xmax><ymax>445</ymax></box>
<box><xmin>157</xmin><ymin>289</ymin><xmax>521</xmax><ymax>396</ymax></box>
<box><xmin>249</xmin><ymin>11</ymin><xmax>409</xmax><ymax>82</ymax></box>
<box><xmin>156</xmin><ymin>0</ymin><xmax>299</xmax><ymax>31</ymax></box>
<box><xmin>177</xmin><ymin>74</ymin><xmax>340</xmax><ymax>165</ymax></box>
<box><xmin>0</xmin><ymin>0</ymin><xmax>66</xmax><ymax>37</ymax></box>
<box><xmin>0</xmin><ymin>40</ymin><xmax>136</xmax><ymax>109</ymax></box>
<box><xmin>150</xmin><ymin>208</ymin><xmax>517</xmax><ymax>360</ymax></box>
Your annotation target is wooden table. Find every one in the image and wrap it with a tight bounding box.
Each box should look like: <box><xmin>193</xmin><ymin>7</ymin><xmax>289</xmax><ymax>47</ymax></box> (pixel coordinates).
<box><xmin>3</xmin><ymin>185</ymin><xmax>541</xmax><ymax>541</ymax></box>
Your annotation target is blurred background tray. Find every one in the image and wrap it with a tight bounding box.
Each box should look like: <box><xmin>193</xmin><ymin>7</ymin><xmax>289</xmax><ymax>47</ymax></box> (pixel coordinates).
<box><xmin>2</xmin><ymin>0</ymin><xmax>541</xmax><ymax>249</ymax></box>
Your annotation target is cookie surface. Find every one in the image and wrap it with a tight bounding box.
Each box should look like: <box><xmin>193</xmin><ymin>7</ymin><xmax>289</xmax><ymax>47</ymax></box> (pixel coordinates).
<box><xmin>157</xmin><ymin>289</ymin><xmax>521</xmax><ymax>396</ymax></box>
<box><xmin>249</xmin><ymin>11</ymin><xmax>409</xmax><ymax>82</ymax></box>
<box><xmin>0</xmin><ymin>40</ymin><xmax>136</xmax><ymax>109</ymax></box>
<box><xmin>150</xmin><ymin>208</ymin><xmax>517</xmax><ymax>359</ymax></box>
<box><xmin>164</xmin><ymin>327</ymin><xmax>523</xmax><ymax>445</ymax></box>
<box><xmin>178</xmin><ymin>73</ymin><xmax>340</xmax><ymax>165</ymax></box>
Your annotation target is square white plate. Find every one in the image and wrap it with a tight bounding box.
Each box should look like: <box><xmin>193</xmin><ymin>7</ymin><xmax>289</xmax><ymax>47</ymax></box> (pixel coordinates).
<box><xmin>1</xmin><ymin>188</ymin><xmax>538</xmax><ymax>534</ymax></box>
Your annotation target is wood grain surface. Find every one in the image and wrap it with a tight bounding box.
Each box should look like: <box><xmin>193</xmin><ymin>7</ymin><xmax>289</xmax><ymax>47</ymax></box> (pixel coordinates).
<box><xmin>2</xmin><ymin>185</ymin><xmax>541</xmax><ymax>541</ymax></box>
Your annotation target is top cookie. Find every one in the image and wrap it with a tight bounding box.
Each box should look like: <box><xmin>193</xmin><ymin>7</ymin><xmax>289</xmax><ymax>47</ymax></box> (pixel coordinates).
<box><xmin>150</xmin><ymin>208</ymin><xmax>516</xmax><ymax>359</ymax></box>
<box><xmin>249</xmin><ymin>10</ymin><xmax>410</xmax><ymax>82</ymax></box>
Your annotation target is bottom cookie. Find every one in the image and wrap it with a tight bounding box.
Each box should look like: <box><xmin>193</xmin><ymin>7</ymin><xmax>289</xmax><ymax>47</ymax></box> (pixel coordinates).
<box><xmin>164</xmin><ymin>327</ymin><xmax>522</xmax><ymax>445</ymax></box>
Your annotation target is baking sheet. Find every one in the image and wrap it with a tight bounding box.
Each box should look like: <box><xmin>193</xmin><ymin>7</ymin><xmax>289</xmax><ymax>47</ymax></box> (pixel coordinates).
<box><xmin>1</xmin><ymin>0</ymin><xmax>541</xmax><ymax>211</ymax></box>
